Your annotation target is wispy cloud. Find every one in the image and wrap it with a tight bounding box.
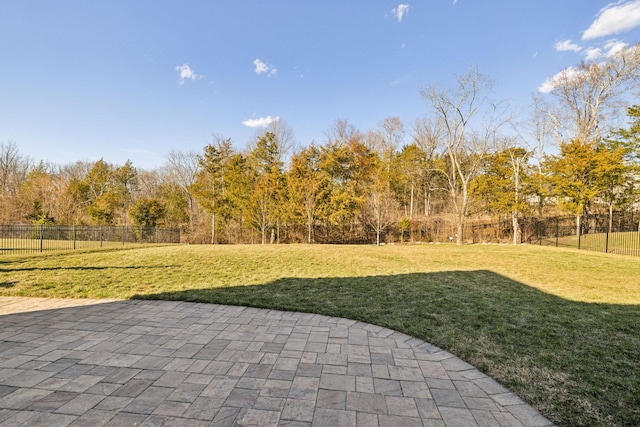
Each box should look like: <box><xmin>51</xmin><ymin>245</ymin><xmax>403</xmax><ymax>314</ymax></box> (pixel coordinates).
<box><xmin>554</xmin><ymin>39</ymin><xmax>581</xmax><ymax>52</ymax></box>
<box><xmin>242</xmin><ymin>115</ymin><xmax>280</xmax><ymax>128</ymax></box>
<box><xmin>580</xmin><ymin>39</ymin><xmax>628</xmax><ymax>62</ymax></box>
<box><xmin>604</xmin><ymin>39</ymin><xmax>629</xmax><ymax>56</ymax></box>
<box><xmin>584</xmin><ymin>47</ymin><xmax>602</xmax><ymax>61</ymax></box>
<box><xmin>175</xmin><ymin>63</ymin><xmax>203</xmax><ymax>85</ymax></box>
<box><xmin>253</xmin><ymin>58</ymin><xmax>277</xmax><ymax>77</ymax></box>
<box><xmin>583</xmin><ymin>0</ymin><xmax>640</xmax><ymax>40</ymax></box>
<box><xmin>392</xmin><ymin>4</ymin><xmax>410</xmax><ymax>23</ymax></box>
<box><xmin>391</xmin><ymin>72</ymin><xmax>412</xmax><ymax>86</ymax></box>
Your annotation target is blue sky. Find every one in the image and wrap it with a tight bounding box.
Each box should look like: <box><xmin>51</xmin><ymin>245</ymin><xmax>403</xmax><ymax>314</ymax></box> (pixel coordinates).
<box><xmin>3</xmin><ymin>1</ymin><xmax>640</xmax><ymax>169</ymax></box>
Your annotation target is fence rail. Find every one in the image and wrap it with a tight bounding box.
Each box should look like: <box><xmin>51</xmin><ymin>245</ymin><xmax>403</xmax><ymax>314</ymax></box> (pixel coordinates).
<box><xmin>472</xmin><ymin>212</ymin><xmax>640</xmax><ymax>257</ymax></box>
<box><xmin>0</xmin><ymin>225</ymin><xmax>181</xmax><ymax>255</ymax></box>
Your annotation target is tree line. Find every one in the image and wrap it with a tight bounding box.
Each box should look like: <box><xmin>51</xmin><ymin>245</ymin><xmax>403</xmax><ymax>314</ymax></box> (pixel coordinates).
<box><xmin>2</xmin><ymin>48</ymin><xmax>640</xmax><ymax>245</ymax></box>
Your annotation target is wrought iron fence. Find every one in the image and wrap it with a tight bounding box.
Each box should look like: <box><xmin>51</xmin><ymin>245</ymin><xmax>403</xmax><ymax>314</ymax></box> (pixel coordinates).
<box><xmin>0</xmin><ymin>225</ymin><xmax>181</xmax><ymax>255</ymax></box>
<box><xmin>472</xmin><ymin>212</ymin><xmax>640</xmax><ymax>257</ymax></box>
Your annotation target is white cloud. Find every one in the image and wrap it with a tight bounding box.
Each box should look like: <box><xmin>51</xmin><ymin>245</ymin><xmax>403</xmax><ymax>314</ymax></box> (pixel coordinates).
<box><xmin>538</xmin><ymin>79</ymin><xmax>557</xmax><ymax>94</ymax></box>
<box><xmin>175</xmin><ymin>63</ymin><xmax>203</xmax><ymax>85</ymax></box>
<box><xmin>604</xmin><ymin>39</ymin><xmax>629</xmax><ymax>56</ymax></box>
<box><xmin>539</xmin><ymin>67</ymin><xmax>585</xmax><ymax>93</ymax></box>
<box><xmin>581</xmin><ymin>40</ymin><xmax>628</xmax><ymax>62</ymax></box>
<box><xmin>554</xmin><ymin>39</ymin><xmax>581</xmax><ymax>52</ymax></box>
<box><xmin>242</xmin><ymin>115</ymin><xmax>280</xmax><ymax>128</ymax></box>
<box><xmin>583</xmin><ymin>0</ymin><xmax>640</xmax><ymax>40</ymax></box>
<box><xmin>253</xmin><ymin>58</ymin><xmax>278</xmax><ymax>77</ymax></box>
<box><xmin>392</xmin><ymin>4</ymin><xmax>410</xmax><ymax>22</ymax></box>
<box><xmin>584</xmin><ymin>47</ymin><xmax>603</xmax><ymax>61</ymax></box>
<box><xmin>253</xmin><ymin>59</ymin><xmax>268</xmax><ymax>74</ymax></box>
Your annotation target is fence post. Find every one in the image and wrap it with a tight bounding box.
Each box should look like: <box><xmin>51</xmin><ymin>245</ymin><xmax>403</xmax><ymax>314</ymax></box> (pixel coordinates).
<box><xmin>605</xmin><ymin>230</ymin><xmax>610</xmax><ymax>253</ymax></box>
<box><xmin>39</xmin><ymin>224</ymin><xmax>44</xmax><ymax>253</ymax></box>
<box><xmin>122</xmin><ymin>225</ymin><xmax>125</xmax><ymax>246</ymax></box>
<box><xmin>555</xmin><ymin>218</ymin><xmax>559</xmax><ymax>247</ymax></box>
<box><xmin>578</xmin><ymin>216</ymin><xmax>582</xmax><ymax>250</ymax></box>
<box><xmin>100</xmin><ymin>226</ymin><xmax>103</xmax><ymax>248</ymax></box>
<box><xmin>73</xmin><ymin>225</ymin><xmax>76</xmax><ymax>250</ymax></box>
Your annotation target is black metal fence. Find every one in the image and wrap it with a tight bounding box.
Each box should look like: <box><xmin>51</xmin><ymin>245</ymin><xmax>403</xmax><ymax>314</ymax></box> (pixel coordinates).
<box><xmin>472</xmin><ymin>211</ymin><xmax>640</xmax><ymax>257</ymax></box>
<box><xmin>0</xmin><ymin>225</ymin><xmax>181</xmax><ymax>255</ymax></box>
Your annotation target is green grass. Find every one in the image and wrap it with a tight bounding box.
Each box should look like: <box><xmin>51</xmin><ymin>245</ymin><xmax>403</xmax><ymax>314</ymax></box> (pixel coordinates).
<box><xmin>1</xmin><ymin>244</ymin><xmax>639</xmax><ymax>426</ymax></box>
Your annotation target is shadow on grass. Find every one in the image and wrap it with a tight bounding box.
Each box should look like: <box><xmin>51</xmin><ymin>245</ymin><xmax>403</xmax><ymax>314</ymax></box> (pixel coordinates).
<box><xmin>134</xmin><ymin>270</ymin><xmax>639</xmax><ymax>427</ymax></box>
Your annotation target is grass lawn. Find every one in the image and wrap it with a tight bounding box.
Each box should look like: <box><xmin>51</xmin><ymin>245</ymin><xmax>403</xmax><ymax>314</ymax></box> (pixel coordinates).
<box><xmin>0</xmin><ymin>244</ymin><xmax>638</xmax><ymax>426</ymax></box>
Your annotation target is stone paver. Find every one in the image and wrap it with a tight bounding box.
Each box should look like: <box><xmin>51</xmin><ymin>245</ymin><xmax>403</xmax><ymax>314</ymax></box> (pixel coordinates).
<box><xmin>0</xmin><ymin>297</ymin><xmax>553</xmax><ymax>426</ymax></box>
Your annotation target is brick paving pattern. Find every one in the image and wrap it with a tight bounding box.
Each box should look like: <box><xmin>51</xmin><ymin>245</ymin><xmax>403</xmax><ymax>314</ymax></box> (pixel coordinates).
<box><xmin>0</xmin><ymin>297</ymin><xmax>553</xmax><ymax>426</ymax></box>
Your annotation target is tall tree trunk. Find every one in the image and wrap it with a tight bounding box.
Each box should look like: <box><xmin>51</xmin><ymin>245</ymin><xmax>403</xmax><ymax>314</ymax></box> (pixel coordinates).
<box><xmin>211</xmin><ymin>213</ymin><xmax>216</xmax><ymax>244</ymax></box>
<box><xmin>455</xmin><ymin>186</ymin><xmax>468</xmax><ymax>245</ymax></box>
<box><xmin>513</xmin><ymin>166</ymin><xmax>521</xmax><ymax>245</ymax></box>
<box><xmin>456</xmin><ymin>222</ymin><xmax>464</xmax><ymax>245</ymax></box>
<box><xmin>424</xmin><ymin>188</ymin><xmax>431</xmax><ymax>216</ymax></box>
<box><xmin>409</xmin><ymin>180</ymin><xmax>414</xmax><ymax>218</ymax></box>
<box><xmin>187</xmin><ymin>195</ymin><xmax>194</xmax><ymax>232</ymax></box>
<box><xmin>511</xmin><ymin>209</ymin><xmax>520</xmax><ymax>245</ymax></box>
<box><xmin>608</xmin><ymin>204</ymin><xmax>613</xmax><ymax>234</ymax></box>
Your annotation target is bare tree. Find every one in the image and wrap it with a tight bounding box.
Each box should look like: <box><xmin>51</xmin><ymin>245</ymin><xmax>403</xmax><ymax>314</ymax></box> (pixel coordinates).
<box><xmin>0</xmin><ymin>141</ymin><xmax>32</xmax><ymax>222</ymax></box>
<box><xmin>539</xmin><ymin>43</ymin><xmax>640</xmax><ymax>143</ymax></box>
<box><xmin>324</xmin><ymin>119</ymin><xmax>360</xmax><ymax>147</ymax></box>
<box><xmin>412</xmin><ymin>117</ymin><xmax>444</xmax><ymax>216</ymax></box>
<box><xmin>362</xmin><ymin>183</ymin><xmax>399</xmax><ymax>246</ymax></box>
<box><xmin>536</xmin><ymin>45</ymin><xmax>640</xmax><ymax>235</ymax></box>
<box><xmin>366</xmin><ymin>117</ymin><xmax>405</xmax><ymax>154</ymax></box>
<box><xmin>420</xmin><ymin>68</ymin><xmax>508</xmax><ymax>244</ymax></box>
<box><xmin>136</xmin><ymin>169</ymin><xmax>163</xmax><ymax>199</ymax></box>
<box><xmin>162</xmin><ymin>150</ymin><xmax>200</xmax><ymax>230</ymax></box>
<box><xmin>528</xmin><ymin>96</ymin><xmax>559</xmax><ymax>215</ymax></box>
<box><xmin>0</xmin><ymin>141</ymin><xmax>31</xmax><ymax>198</ymax></box>
<box><xmin>379</xmin><ymin>116</ymin><xmax>405</xmax><ymax>154</ymax></box>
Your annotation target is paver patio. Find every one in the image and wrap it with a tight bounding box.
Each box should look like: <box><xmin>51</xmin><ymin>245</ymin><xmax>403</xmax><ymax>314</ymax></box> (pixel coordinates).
<box><xmin>0</xmin><ymin>297</ymin><xmax>553</xmax><ymax>426</ymax></box>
